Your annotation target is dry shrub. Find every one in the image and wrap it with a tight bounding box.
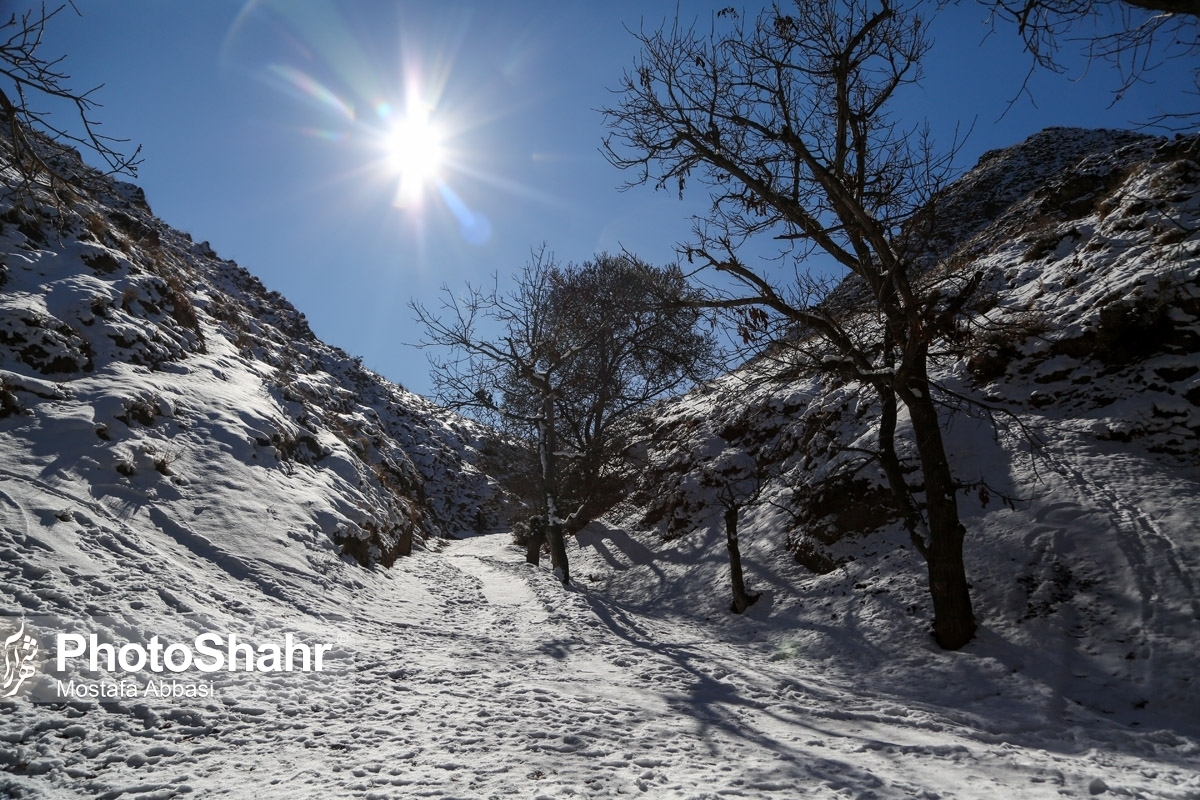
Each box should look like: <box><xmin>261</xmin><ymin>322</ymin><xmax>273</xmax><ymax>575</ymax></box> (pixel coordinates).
<box><xmin>965</xmin><ymin>311</ymin><xmax>1052</xmax><ymax>382</ymax></box>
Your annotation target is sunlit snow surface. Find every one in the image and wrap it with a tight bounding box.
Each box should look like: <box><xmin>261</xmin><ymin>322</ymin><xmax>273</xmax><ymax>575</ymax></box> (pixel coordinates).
<box><xmin>2</xmin><ymin>524</ymin><xmax>1198</xmax><ymax>798</ymax></box>
<box><xmin>1</xmin><ymin>128</ymin><xmax>1199</xmax><ymax>797</ymax></box>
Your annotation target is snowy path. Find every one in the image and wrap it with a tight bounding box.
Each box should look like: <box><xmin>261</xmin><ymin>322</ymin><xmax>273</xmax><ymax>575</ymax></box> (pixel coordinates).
<box><xmin>4</xmin><ymin>521</ymin><xmax>1200</xmax><ymax>798</ymax></box>
<box><xmin>157</xmin><ymin>534</ymin><xmax>1198</xmax><ymax>799</ymax></box>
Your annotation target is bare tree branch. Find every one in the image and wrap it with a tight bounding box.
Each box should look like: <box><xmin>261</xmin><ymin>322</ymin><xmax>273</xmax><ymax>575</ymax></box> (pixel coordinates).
<box><xmin>971</xmin><ymin>0</ymin><xmax>1200</xmax><ymax>124</ymax></box>
<box><xmin>0</xmin><ymin>3</ymin><xmax>141</xmax><ymax>203</ymax></box>
<box><xmin>604</xmin><ymin>0</ymin><xmax>980</xmax><ymax>649</ymax></box>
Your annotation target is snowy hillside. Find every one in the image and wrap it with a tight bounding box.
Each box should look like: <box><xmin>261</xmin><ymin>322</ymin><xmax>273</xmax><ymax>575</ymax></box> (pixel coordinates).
<box><xmin>613</xmin><ymin>124</ymin><xmax>1200</xmax><ymax>759</ymax></box>
<box><xmin>1</xmin><ymin>128</ymin><xmax>1198</xmax><ymax>799</ymax></box>
<box><xmin>0</xmin><ymin>149</ymin><xmax>507</xmax><ymax>567</ymax></box>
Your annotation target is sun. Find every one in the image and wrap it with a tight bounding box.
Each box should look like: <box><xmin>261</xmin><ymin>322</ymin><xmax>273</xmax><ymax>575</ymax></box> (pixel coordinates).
<box><xmin>386</xmin><ymin>104</ymin><xmax>445</xmax><ymax>207</ymax></box>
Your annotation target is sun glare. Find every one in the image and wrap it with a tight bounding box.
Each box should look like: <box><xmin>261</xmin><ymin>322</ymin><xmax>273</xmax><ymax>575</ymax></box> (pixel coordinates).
<box><xmin>226</xmin><ymin>3</ymin><xmax>496</xmax><ymax>240</ymax></box>
<box><xmin>387</xmin><ymin>104</ymin><xmax>444</xmax><ymax>207</ymax></box>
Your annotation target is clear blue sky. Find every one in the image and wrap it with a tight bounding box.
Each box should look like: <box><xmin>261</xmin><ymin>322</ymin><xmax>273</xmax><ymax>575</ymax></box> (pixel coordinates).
<box><xmin>37</xmin><ymin>0</ymin><xmax>1195</xmax><ymax>397</ymax></box>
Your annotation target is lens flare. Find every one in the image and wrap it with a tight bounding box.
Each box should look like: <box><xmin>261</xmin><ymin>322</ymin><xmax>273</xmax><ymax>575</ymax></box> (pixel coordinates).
<box><xmin>265</xmin><ymin>64</ymin><xmax>355</xmax><ymax>121</ymax></box>
<box><xmin>437</xmin><ymin>183</ymin><xmax>492</xmax><ymax>244</ymax></box>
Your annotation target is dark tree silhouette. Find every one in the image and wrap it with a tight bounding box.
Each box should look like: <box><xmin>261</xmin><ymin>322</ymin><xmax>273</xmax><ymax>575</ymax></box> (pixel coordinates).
<box><xmin>603</xmin><ymin>0</ymin><xmax>979</xmax><ymax>648</ymax></box>
<box><xmin>543</xmin><ymin>253</ymin><xmax>719</xmax><ymax>530</ymax></box>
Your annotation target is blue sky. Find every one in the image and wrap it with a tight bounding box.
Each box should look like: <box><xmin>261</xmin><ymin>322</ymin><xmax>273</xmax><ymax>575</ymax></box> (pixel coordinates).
<box><xmin>38</xmin><ymin>0</ymin><xmax>1195</xmax><ymax>397</ymax></box>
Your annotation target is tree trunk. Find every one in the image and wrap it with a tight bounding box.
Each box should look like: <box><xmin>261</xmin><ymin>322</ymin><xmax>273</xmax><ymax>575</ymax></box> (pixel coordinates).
<box><xmin>538</xmin><ymin>392</ymin><xmax>570</xmax><ymax>585</ymax></box>
<box><xmin>546</xmin><ymin>521</ymin><xmax>570</xmax><ymax>585</ymax></box>
<box><xmin>725</xmin><ymin>506</ymin><xmax>758</xmax><ymax>614</ymax></box>
<box><xmin>525</xmin><ymin>516</ymin><xmax>544</xmax><ymax>566</ymax></box>
<box><xmin>898</xmin><ymin>376</ymin><xmax>976</xmax><ymax>650</ymax></box>
<box><xmin>875</xmin><ymin>379</ymin><xmax>922</xmax><ymax>542</ymax></box>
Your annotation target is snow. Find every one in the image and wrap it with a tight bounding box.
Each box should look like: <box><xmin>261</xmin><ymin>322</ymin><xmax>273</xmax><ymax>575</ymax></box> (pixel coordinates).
<box><xmin>1</xmin><ymin>131</ymin><xmax>1199</xmax><ymax>796</ymax></box>
<box><xmin>6</xmin><ymin>518</ymin><xmax>1200</xmax><ymax>799</ymax></box>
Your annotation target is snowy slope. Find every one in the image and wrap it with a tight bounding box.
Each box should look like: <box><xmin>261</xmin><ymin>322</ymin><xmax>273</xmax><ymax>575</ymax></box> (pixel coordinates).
<box><xmin>612</xmin><ymin>125</ymin><xmax>1200</xmax><ymax>761</ymax></box>
<box><xmin>3</xmin><ymin>528</ymin><xmax>1198</xmax><ymax>799</ymax></box>
<box><xmin>1</xmin><ymin>129</ymin><xmax>1199</xmax><ymax>799</ymax></box>
<box><xmin>0</xmin><ymin>151</ymin><xmax>507</xmax><ymax>569</ymax></box>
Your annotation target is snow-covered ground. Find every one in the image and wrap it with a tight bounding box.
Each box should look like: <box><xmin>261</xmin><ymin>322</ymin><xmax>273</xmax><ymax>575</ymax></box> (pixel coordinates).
<box><xmin>2</xmin><ymin>441</ymin><xmax>1199</xmax><ymax>799</ymax></box>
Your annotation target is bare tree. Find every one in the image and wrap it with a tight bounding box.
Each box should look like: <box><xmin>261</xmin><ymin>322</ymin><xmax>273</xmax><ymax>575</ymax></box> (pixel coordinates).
<box><xmin>703</xmin><ymin>449</ymin><xmax>767</xmax><ymax>614</ymax></box>
<box><xmin>413</xmin><ymin>247</ymin><xmax>579</xmax><ymax>583</ymax></box>
<box><xmin>972</xmin><ymin>0</ymin><xmax>1200</xmax><ymax>119</ymax></box>
<box><xmin>1</xmin><ymin>3</ymin><xmax>141</xmax><ymax>201</ymax></box>
<box><xmin>603</xmin><ymin>0</ymin><xmax>980</xmax><ymax>649</ymax></box>
<box><xmin>545</xmin><ymin>253</ymin><xmax>720</xmax><ymax>529</ymax></box>
<box><xmin>413</xmin><ymin>248</ymin><xmax>719</xmax><ymax>586</ymax></box>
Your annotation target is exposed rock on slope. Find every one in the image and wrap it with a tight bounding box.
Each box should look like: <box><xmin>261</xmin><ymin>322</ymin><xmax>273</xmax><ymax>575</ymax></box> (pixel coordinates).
<box><xmin>629</xmin><ymin>126</ymin><xmax>1199</xmax><ymax>540</ymax></box>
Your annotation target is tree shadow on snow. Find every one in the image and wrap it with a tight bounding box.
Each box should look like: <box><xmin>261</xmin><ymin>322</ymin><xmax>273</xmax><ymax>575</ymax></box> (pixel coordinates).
<box><xmin>569</xmin><ymin>584</ymin><xmax>912</xmax><ymax>792</ymax></box>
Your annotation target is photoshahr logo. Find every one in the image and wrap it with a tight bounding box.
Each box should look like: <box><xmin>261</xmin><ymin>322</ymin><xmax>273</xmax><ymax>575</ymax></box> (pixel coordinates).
<box><xmin>1</xmin><ymin>615</ymin><xmax>352</xmax><ymax>703</ymax></box>
<box><xmin>2</xmin><ymin>620</ymin><xmax>39</xmax><ymax>697</ymax></box>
